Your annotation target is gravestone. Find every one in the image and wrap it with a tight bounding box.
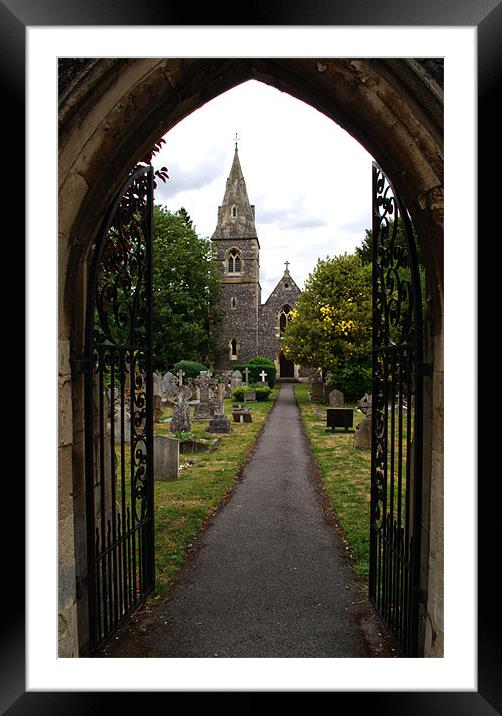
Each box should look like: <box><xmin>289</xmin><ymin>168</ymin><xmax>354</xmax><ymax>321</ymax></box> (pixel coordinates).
<box><xmin>206</xmin><ymin>383</ymin><xmax>232</xmax><ymax>433</ymax></box>
<box><xmin>243</xmin><ymin>367</ymin><xmax>250</xmax><ymax>385</ymax></box>
<box><xmin>113</xmin><ymin>398</ymin><xmax>131</xmax><ymax>443</ymax></box>
<box><xmin>328</xmin><ymin>388</ymin><xmax>344</xmax><ymax>407</ymax></box>
<box><xmin>259</xmin><ymin>370</ymin><xmax>268</xmax><ymax>383</ymax></box>
<box><xmin>153</xmin><ymin>394</ymin><xmax>162</xmax><ymax>423</ymax></box>
<box><xmin>356</xmin><ymin>393</ymin><xmax>372</xmax><ymax>415</ymax></box>
<box><xmin>154</xmin><ymin>435</ymin><xmax>179</xmax><ymax>481</ymax></box>
<box><xmin>169</xmin><ymin>382</ymin><xmax>193</xmax><ymax>434</ymax></box>
<box><xmin>326</xmin><ymin>408</ymin><xmax>353</xmax><ymax>432</ymax></box>
<box><xmin>221</xmin><ymin>370</ymin><xmax>234</xmax><ymax>398</ymax></box>
<box><xmin>193</xmin><ymin>371</ymin><xmax>217</xmax><ymax>420</ymax></box>
<box><xmin>231</xmin><ymin>369</ymin><xmax>243</xmax><ymax>388</ymax></box>
<box><xmin>243</xmin><ymin>390</ymin><xmax>256</xmax><ymax>401</ymax></box>
<box><xmin>162</xmin><ymin>372</ymin><xmax>175</xmax><ymax>398</ymax></box>
<box><xmin>163</xmin><ymin>373</ymin><xmax>179</xmax><ymax>402</ymax></box>
<box><xmin>232</xmin><ymin>405</ymin><xmax>252</xmax><ymax>423</ymax></box>
<box><xmin>310</xmin><ymin>380</ymin><xmax>325</xmax><ymax>403</ymax></box>
<box><xmin>153</xmin><ymin>370</ymin><xmax>163</xmax><ymax>397</ymax></box>
<box><xmin>354</xmin><ymin>393</ymin><xmax>372</xmax><ymax>449</ymax></box>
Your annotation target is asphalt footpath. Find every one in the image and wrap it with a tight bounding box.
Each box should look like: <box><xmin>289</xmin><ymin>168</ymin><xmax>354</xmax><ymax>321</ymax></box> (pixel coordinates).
<box><xmin>104</xmin><ymin>383</ymin><xmax>393</xmax><ymax>658</ymax></box>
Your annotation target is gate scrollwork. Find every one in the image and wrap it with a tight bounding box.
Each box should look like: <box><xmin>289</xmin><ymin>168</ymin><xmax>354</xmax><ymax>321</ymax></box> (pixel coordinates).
<box><xmin>84</xmin><ymin>165</ymin><xmax>155</xmax><ymax>654</ymax></box>
<box><xmin>369</xmin><ymin>162</ymin><xmax>425</xmax><ymax>657</ymax></box>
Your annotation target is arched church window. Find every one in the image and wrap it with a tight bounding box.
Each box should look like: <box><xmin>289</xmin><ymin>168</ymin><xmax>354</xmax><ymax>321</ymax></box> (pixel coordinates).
<box><xmin>231</xmin><ymin>205</ymin><xmax>237</xmax><ymax>218</ymax></box>
<box><xmin>231</xmin><ymin>297</ymin><xmax>237</xmax><ymax>309</ymax></box>
<box><xmin>278</xmin><ymin>305</ymin><xmax>292</xmax><ymax>334</ymax></box>
<box><xmin>230</xmin><ymin>337</ymin><xmax>238</xmax><ymax>360</ymax></box>
<box><xmin>227</xmin><ymin>249</ymin><xmax>241</xmax><ymax>274</ymax></box>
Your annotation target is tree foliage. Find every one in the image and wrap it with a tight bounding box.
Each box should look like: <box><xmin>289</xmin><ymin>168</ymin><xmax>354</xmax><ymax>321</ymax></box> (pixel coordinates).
<box><xmin>281</xmin><ymin>253</ymin><xmax>372</xmax><ymax>398</ymax></box>
<box><xmin>152</xmin><ymin>205</ymin><xmax>221</xmax><ymax>370</ymax></box>
<box><xmin>356</xmin><ymin>217</ymin><xmax>423</xmax><ymax>267</ymax></box>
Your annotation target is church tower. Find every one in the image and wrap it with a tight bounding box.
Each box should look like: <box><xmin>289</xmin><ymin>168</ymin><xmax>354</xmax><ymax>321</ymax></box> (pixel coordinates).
<box><xmin>211</xmin><ymin>143</ymin><xmax>261</xmax><ymax>369</ymax></box>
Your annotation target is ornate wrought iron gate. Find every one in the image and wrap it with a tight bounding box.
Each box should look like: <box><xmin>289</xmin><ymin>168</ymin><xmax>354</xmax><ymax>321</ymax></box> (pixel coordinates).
<box><xmin>83</xmin><ymin>165</ymin><xmax>155</xmax><ymax>653</ymax></box>
<box><xmin>369</xmin><ymin>162</ymin><xmax>426</xmax><ymax>657</ymax></box>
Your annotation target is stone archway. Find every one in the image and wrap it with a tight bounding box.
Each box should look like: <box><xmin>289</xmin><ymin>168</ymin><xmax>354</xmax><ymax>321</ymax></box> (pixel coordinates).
<box><xmin>58</xmin><ymin>58</ymin><xmax>443</xmax><ymax>657</ymax></box>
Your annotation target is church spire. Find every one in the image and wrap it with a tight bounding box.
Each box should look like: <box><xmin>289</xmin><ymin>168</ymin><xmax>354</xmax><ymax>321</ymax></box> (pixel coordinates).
<box><xmin>211</xmin><ymin>143</ymin><xmax>257</xmax><ymax>240</ymax></box>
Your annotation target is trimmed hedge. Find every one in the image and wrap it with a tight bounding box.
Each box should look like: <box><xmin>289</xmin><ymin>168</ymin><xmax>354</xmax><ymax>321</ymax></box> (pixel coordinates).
<box><xmin>232</xmin><ymin>384</ymin><xmax>272</xmax><ymax>401</ymax></box>
<box><xmin>172</xmin><ymin>360</ymin><xmax>210</xmax><ymax>379</ymax></box>
<box><xmin>234</xmin><ymin>355</ymin><xmax>276</xmax><ymax>387</ymax></box>
<box><xmin>326</xmin><ymin>363</ymin><xmax>371</xmax><ymax>403</ymax></box>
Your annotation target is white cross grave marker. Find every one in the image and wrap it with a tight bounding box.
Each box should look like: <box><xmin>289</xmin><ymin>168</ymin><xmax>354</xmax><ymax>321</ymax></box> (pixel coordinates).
<box><xmin>243</xmin><ymin>367</ymin><xmax>250</xmax><ymax>385</ymax></box>
<box><xmin>177</xmin><ymin>369</ymin><xmax>185</xmax><ymax>385</ymax></box>
<box><xmin>259</xmin><ymin>370</ymin><xmax>267</xmax><ymax>383</ymax></box>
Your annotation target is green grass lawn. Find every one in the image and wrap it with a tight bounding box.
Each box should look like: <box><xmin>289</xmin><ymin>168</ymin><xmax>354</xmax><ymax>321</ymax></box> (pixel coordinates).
<box><xmin>294</xmin><ymin>383</ymin><xmax>372</xmax><ymax>582</ymax></box>
<box><xmin>149</xmin><ymin>389</ymin><xmax>279</xmax><ymax>600</ymax></box>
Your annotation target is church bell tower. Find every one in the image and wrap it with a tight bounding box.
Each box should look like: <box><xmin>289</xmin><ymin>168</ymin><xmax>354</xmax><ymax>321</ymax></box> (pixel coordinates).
<box><xmin>210</xmin><ymin>141</ymin><xmax>261</xmax><ymax>369</ymax></box>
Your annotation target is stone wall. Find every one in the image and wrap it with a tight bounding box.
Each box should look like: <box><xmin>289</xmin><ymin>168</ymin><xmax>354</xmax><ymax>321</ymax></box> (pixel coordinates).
<box><xmin>58</xmin><ymin>339</ymin><xmax>79</xmax><ymax>657</ymax></box>
<box><xmin>258</xmin><ymin>272</ymin><xmax>301</xmax><ymax>362</ymax></box>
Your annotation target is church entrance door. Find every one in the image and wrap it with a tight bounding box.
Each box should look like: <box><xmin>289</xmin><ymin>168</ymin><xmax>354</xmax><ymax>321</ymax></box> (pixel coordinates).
<box><xmin>279</xmin><ymin>352</ymin><xmax>295</xmax><ymax>378</ymax></box>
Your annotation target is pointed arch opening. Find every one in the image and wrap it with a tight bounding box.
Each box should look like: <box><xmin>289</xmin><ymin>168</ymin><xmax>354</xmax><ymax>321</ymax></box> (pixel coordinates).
<box><xmin>227</xmin><ymin>248</ymin><xmax>242</xmax><ymax>275</ymax></box>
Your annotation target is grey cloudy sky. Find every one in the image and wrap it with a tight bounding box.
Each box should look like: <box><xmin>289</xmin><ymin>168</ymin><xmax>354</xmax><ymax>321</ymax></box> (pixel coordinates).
<box><xmin>151</xmin><ymin>79</ymin><xmax>373</xmax><ymax>300</ymax></box>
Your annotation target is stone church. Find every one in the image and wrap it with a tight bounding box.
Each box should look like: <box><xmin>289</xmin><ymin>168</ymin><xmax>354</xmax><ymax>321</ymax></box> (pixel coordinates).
<box><xmin>210</xmin><ymin>145</ymin><xmax>302</xmax><ymax>378</ymax></box>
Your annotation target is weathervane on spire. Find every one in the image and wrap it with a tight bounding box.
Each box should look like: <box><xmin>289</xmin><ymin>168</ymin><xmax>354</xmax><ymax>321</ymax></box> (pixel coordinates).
<box><xmin>234</xmin><ymin>133</ymin><xmax>239</xmax><ymax>150</ymax></box>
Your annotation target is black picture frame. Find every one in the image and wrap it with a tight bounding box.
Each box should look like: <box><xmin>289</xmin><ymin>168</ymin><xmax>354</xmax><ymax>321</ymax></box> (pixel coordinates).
<box><xmin>8</xmin><ymin>0</ymin><xmax>497</xmax><ymax>711</ymax></box>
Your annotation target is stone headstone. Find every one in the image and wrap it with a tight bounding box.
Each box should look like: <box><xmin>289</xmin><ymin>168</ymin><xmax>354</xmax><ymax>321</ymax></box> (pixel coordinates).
<box><xmin>353</xmin><ymin>413</ymin><xmax>372</xmax><ymax>450</ymax></box>
<box><xmin>206</xmin><ymin>413</ymin><xmax>232</xmax><ymax>434</ymax></box>
<box><xmin>193</xmin><ymin>371</ymin><xmax>217</xmax><ymax>420</ymax></box>
<box><xmin>328</xmin><ymin>388</ymin><xmax>344</xmax><ymax>407</ymax></box>
<box><xmin>153</xmin><ymin>393</ymin><xmax>162</xmax><ymax>423</ymax></box>
<box><xmin>232</xmin><ymin>406</ymin><xmax>252</xmax><ymax>423</ymax></box>
<box><xmin>231</xmin><ymin>369</ymin><xmax>243</xmax><ymax>387</ymax></box>
<box><xmin>154</xmin><ymin>435</ymin><xmax>179</xmax><ymax>481</ymax></box>
<box><xmin>243</xmin><ymin>390</ymin><xmax>256</xmax><ymax>401</ymax></box>
<box><xmin>356</xmin><ymin>393</ymin><xmax>372</xmax><ymax>415</ymax></box>
<box><xmin>153</xmin><ymin>370</ymin><xmax>163</xmax><ymax>397</ymax></box>
<box><xmin>213</xmin><ymin>382</ymin><xmax>226</xmax><ymax>416</ymax></box>
<box><xmin>310</xmin><ymin>380</ymin><xmax>324</xmax><ymax>403</ymax></box>
<box><xmin>113</xmin><ymin>398</ymin><xmax>131</xmax><ymax>443</ymax></box>
<box><xmin>243</xmin><ymin>367</ymin><xmax>250</xmax><ymax>385</ymax></box>
<box><xmin>206</xmin><ymin>383</ymin><xmax>232</xmax><ymax>433</ymax></box>
<box><xmin>259</xmin><ymin>370</ymin><xmax>267</xmax><ymax>383</ymax></box>
<box><xmin>162</xmin><ymin>371</ymin><xmax>175</xmax><ymax>396</ymax></box>
<box><xmin>221</xmin><ymin>371</ymin><xmax>234</xmax><ymax>398</ymax></box>
<box><xmin>163</xmin><ymin>373</ymin><xmax>179</xmax><ymax>401</ymax></box>
<box><xmin>169</xmin><ymin>382</ymin><xmax>193</xmax><ymax>434</ymax></box>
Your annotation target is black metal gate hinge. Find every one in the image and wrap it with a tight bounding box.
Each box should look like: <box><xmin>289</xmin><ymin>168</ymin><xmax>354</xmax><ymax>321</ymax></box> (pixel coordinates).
<box><xmin>418</xmin><ymin>588</ymin><xmax>428</xmax><ymax>605</ymax></box>
<box><xmin>70</xmin><ymin>355</ymin><xmax>91</xmax><ymax>375</ymax></box>
<box><xmin>417</xmin><ymin>362</ymin><xmax>434</xmax><ymax>377</ymax></box>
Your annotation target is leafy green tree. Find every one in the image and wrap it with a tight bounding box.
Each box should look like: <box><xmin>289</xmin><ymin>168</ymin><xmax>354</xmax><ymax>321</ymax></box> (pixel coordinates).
<box><xmin>152</xmin><ymin>205</ymin><xmax>221</xmax><ymax>370</ymax></box>
<box><xmin>281</xmin><ymin>253</ymin><xmax>372</xmax><ymax>399</ymax></box>
<box><xmin>357</xmin><ymin>217</ymin><xmax>427</xmax><ymax>324</ymax></box>
<box><xmin>356</xmin><ymin>217</ymin><xmax>423</xmax><ymax>267</ymax></box>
